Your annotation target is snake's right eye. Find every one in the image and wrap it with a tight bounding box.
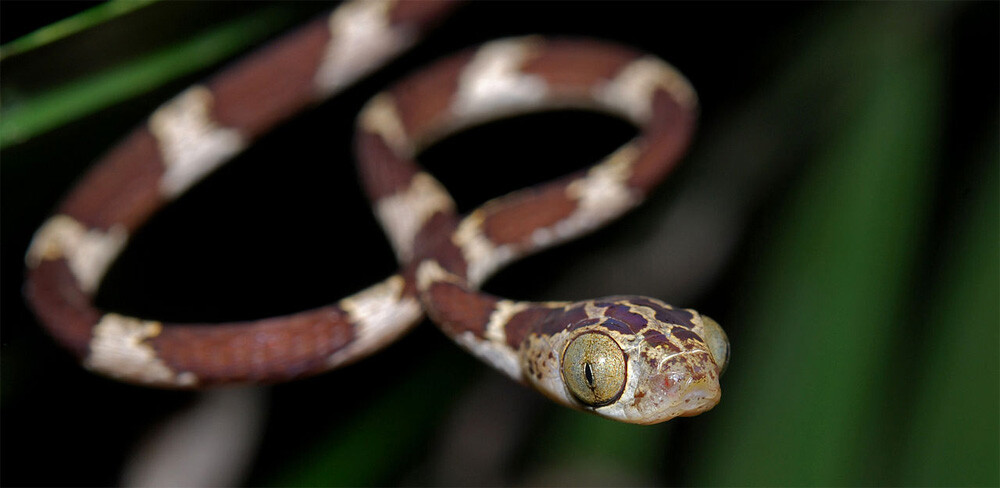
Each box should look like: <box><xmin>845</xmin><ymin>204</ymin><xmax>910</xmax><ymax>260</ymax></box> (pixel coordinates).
<box><xmin>561</xmin><ymin>332</ymin><xmax>627</xmax><ymax>407</ymax></box>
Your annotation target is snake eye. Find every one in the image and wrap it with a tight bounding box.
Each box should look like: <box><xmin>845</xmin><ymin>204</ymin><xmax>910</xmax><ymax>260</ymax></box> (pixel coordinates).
<box><xmin>561</xmin><ymin>332</ymin><xmax>627</xmax><ymax>407</ymax></box>
<box><xmin>699</xmin><ymin>315</ymin><xmax>730</xmax><ymax>375</ymax></box>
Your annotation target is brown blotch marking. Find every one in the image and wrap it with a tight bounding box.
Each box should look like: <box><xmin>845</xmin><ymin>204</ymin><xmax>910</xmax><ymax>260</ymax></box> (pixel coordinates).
<box><xmin>661</xmin><ymin>309</ymin><xmax>695</xmax><ymax>329</ymax></box>
<box><xmin>561</xmin><ymin>304</ymin><xmax>589</xmax><ymax>325</ymax></box>
<box><xmin>629</xmin><ymin>89</ymin><xmax>697</xmax><ymax>192</ymax></box>
<box><xmin>631</xmin><ymin>297</ymin><xmax>696</xmax><ymax>329</ymax></box>
<box><xmin>603</xmin><ymin>304</ymin><xmax>648</xmax><ymax>333</ymax></box>
<box><xmin>565</xmin><ymin>318</ymin><xmax>601</xmax><ymax>333</ymax></box>
<box><xmin>631</xmin><ymin>387</ymin><xmax>647</xmax><ymax>408</ymax></box>
<box><xmin>388</xmin><ymin>0</ymin><xmax>460</xmax><ymax>30</ymax></box>
<box><xmin>663</xmin><ymin>352</ymin><xmax>713</xmax><ymax>382</ymax></box>
<box><xmin>688</xmin><ymin>353</ymin><xmax>710</xmax><ymax>380</ymax></box>
<box><xmin>59</xmin><ymin>127</ymin><xmax>165</xmax><ymax>232</ymax></box>
<box><xmin>648</xmin><ymin>353</ymin><xmax>664</xmax><ymax>370</ymax></box>
<box><xmin>209</xmin><ymin>16</ymin><xmax>331</xmax><ymax>137</ymax></box>
<box><xmin>399</xmin><ymin>266</ymin><xmax>420</xmax><ymax>298</ymax></box>
<box><xmin>671</xmin><ymin>327</ymin><xmax>704</xmax><ymax>344</ymax></box>
<box><xmin>424</xmin><ymin>281</ymin><xmax>498</xmax><ymax>339</ymax></box>
<box><xmin>24</xmin><ymin>259</ymin><xmax>102</xmax><ymax>357</ymax></box>
<box><xmin>663</xmin><ymin>355</ymin><xmax>690</xmax><ymax>375</ymax></box>
<box><xmin>642</xmin><ymin>329</ymin><xmax>670</xmax><ymax>347</ymax></box>
<box><xmin>481</xmin><ymin>180</ymin><xmax>577</xmax><ymax>246</ymax></box>
<box><xmin>149</xmin><ymin>306</ymin><xmax>354</xmax><ymax>385</ymax></box>
<box><xmin>596</xmin><ymin>318</ymin><xmax>632</xmax><ymax>336</ymax></box>
<box><xmin>521</xmin><ymin>40</ymin><xmax>639</xmax><ymax>95</ymax></box>
<box><xmin>355</xmin><ymin>130</ymin><xmax>421</xmax><ymax>200</ymax></box>
<box><xmin>411</xmin><ymin>212</ymin><xmax>464</xmax><ymax>274</ymax></box>
<box><xmin>539</xmin><ymin>304</ymin><xmax>589</xmax><ymax>336</ymax></box>
<box><xmin>391</xmin><ymin>51</ymin><xmax>473</xmax><ymax>141</ymax></box>
<box><xmin>504</xmin><ymin>306</ymin><xmax>558</xmax><ymax>349</ymax></box>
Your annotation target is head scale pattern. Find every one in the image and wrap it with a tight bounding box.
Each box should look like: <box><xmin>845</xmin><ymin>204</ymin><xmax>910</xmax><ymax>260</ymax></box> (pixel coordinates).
<box><xmin>517</xmin><ymin>296</ymin><xmax>728</xmax><ymax>424</ymax></box>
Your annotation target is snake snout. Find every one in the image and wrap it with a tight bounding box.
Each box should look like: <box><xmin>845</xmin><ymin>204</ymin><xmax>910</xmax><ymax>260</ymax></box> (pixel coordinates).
<box><xmin>653</xmin><ymin>351</ymin><xmax>722</xmax><ymax>418</ymax></box>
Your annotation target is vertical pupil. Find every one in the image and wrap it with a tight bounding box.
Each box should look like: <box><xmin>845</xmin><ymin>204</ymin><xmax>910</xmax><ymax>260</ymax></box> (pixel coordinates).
<box><xmin>584</xmin><ymin>362</ymin><xmax>595</xmax><ymax>386</ymax></box>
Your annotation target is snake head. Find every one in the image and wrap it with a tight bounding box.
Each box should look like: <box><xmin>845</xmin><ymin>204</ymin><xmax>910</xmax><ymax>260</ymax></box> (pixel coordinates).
<box><xmin>624</xmin><ymin>312</ymin><xmax>729</xmax><ymax>423</ymax></box>
<box><xmin>521</xmin><ymin>297</ymin><xmax>728</xmax><ymax>424</ymax></box>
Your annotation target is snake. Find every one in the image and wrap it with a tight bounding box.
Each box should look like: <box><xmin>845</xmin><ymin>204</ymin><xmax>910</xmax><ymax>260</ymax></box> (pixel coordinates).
<box><xmin>24</xmin><ymin>0</ymin><xmax>728</xmax><ymax>425</ymax></box>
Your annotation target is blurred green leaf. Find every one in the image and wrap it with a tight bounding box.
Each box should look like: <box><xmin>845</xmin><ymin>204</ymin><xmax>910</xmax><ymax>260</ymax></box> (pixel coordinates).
<box><xmin>689</xmin><ymin>3</ymin><xmax>950</xmax><ymax>485</ymax></box>
<box><xmin>267</xmin><ymin>347</ymin><xmax>472</xmax><ymax>487</ymax></box>
<box><xmin>0</xmin><ymin>5</ymin><xmax>295</xmax><ymax>149</ymax></box>
<box><xmin>0</xmin><ymin>0</ymin><xmax>155</xmax><ymax>61</ymax></box>
<box><xmin>525</xmin><ymin>409</ymin><xmax>666</xmax><ymax>485</ymax></box>
<box><xmin>897</xmin><ymin>124</ymin><xmax>999</xmax><ymax>485</ymax></box>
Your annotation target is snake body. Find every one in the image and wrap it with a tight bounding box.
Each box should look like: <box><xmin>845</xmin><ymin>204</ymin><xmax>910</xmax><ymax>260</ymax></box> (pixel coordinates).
<box><xmin>24</xmin><ymin>0</ymin><xmax>728</xmax><ymax>424</ymax></box>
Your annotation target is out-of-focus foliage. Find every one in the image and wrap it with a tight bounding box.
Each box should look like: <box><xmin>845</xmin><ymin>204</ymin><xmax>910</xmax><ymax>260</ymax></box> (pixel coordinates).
<box><xmin>2</xmin><ymin>2</ymin><xmax>996</xmax><ymax>486</ymax></box>
<box><xmin>690</xmin><ymin>4</ymin><xmax>993</xmax><ymax>484</ymax></box>
<box><xmin>0</xmin><ymin>0</ymin><xmax>153</xmax><ymax>60</ymax></box>
<box><xmin>0</xmin><ymin>2</ymin><xmax>304</xmax><ymax>149</ymax></box>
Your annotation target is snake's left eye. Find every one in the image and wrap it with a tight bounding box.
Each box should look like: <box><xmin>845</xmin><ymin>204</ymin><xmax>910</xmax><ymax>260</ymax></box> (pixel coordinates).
<box><xmin>561</xmin><ymin>332</ymin><xmax>627</xmax><ymax>407</ymax></box>
<box><xmin>699</xmin><ymin>315</ymin><xmax>730</xmax><ymax>375</ymax></box>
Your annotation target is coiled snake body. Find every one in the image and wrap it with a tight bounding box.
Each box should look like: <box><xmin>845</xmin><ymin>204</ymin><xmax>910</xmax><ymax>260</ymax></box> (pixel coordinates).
<box><xmin>24</xmin><ymin>0</ymin><xmax>728</xmax><ymax>425</ymax></box>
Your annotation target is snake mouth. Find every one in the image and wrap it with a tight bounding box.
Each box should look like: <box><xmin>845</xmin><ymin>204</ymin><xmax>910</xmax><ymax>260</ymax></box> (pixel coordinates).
<box><xmin>649</xmin><ymin>350</ymin><xmax>722</xmax><ymax>419</ymax></box>
<box><xmin>676</xmin><ymin>386</ymin><xmax>721</xmax><ymax>416</ymax></box>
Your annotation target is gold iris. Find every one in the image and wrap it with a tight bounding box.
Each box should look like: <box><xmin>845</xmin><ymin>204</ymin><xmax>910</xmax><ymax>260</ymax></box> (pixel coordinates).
<box><xmin>561</xmin><ymin>331</ymin><xmax>627</xmax><ymax>407</ymax></box>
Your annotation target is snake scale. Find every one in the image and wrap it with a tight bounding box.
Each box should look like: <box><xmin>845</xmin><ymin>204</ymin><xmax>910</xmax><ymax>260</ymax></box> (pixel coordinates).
<box><xmin>24</xmin><ymin>0</ymin><xmax>728</xmax><ymax>425</ymax></box>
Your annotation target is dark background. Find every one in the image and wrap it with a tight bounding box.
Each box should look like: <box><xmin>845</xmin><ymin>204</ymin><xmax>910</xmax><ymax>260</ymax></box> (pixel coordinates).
<box><xmin>2</xmin><ymin>1</ymin><xmax>997</xmax><ymax>486</ymax></box>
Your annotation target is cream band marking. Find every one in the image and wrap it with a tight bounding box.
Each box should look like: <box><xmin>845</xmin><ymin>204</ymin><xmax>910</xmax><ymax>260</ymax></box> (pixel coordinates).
<box><xmin>415</xmin><ymin>259</ymin><xmax>465</xmax><ymax>291</ymax></box>
<box><xmin>484</xmin><ymin>300</ymin><xmax>530</xmax><ymax>346</ymax></box>
<box><xmin>375</xmin><ymin>172</ymin><xmax>455</xmax><ymax>263</ymax></box>
<box><xmin>84</xmin><ymin>314</ymin><xmax>197</xmax><ymax>387</ymax></box>
<box><xmin>452</xmin><ymin>37</ymin><xmax>549</xmax><ymax>121</ymax></box>
<box><xmin>26</xmin><ymin>215</ymin><xmax>128</xmax><ymax>295</ymax></box>
<box><xmin>151</xmin><ymin>87</ymin><xmax>246</xmax><ymax>198</ymax></box>
<box><xmin>594</xmin><ymin>56</ymin><xmax>697</xmax><ymax>124</ymax></box>
<box><xmin>451</xmin><ymin>212</ymin><xmax>517</xmax><ymax>288</ymax></box>
<box><xmin>450</xmin><ymin>143</ymin><xmax>640</xmax><ymax>286</ymax></box>
<box><xmin>315</xmin><ymin>0</ymin><xmax>416</xmax><ymax>95</ymax></box>
<box><xmin>330</xmin><ymin>275</ymin><xmax>422</xmax><ymax>367</ymax></box>
<box><xmin>359</xmin><ymin>94</ymin><xmax>413</xmax><ymax>157</ymax></box>
<box><xmin>453</xmin><ymin>331</ymin><xmax>521</xmax><ymax>380</ymax></box>
<box><xmin>564</xmin><ymin>143</ymin><xmax>641</xmax><ymax>224</ymax></box>
<box><xmin>524</xmin><ymin>143</ymin><xmax>641</xmax><ymax>253</ymax></box>
<box><xmin>584</xmin><ymin>300</ymin><xmax>610</xmax><ymax>319</ymax></box>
